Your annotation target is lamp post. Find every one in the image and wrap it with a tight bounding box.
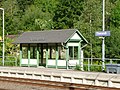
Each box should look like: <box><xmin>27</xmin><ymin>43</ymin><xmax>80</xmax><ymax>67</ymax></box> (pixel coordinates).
<box><xmin>0</xmin><ymin>8</ymin><xmax>5</xmax><ymax>66</ymax></box>
<box><xmin>102</xmin><ymin>0</ymin><xmax>105</xmax><ymax>71</ymax></box>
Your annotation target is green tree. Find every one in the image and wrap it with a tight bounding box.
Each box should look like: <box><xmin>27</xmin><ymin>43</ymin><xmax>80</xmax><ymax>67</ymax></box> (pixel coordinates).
<box><xmin>53</xmin><ymin>0</ymin><xmax>85</xmax><ymax>29</ymax></box>
<box><xmin>106</xmin><ymin>0</ymin><xmax>120</xmax><ymax>58</ymax></box>
<box><xmin>1</xmin><ymin>0</ymin><xmax>22</xmax><ymax>34</ymax></box>
<box><xmin>16</xmin><ymin>0</ymin><xmax>34</xmax><ymax>13</ymax></box>
<box><xmin>1</xmin><ymin>0</ymin><xmax>58</xmax><ymax>34</ymax></box>
<box><xmin>74</xmin><ymin>0</ymin><xmax>103</xmax><ymax>58</ymax></box>
<box><xmin>34</xmin><ymin>0</ymin><xmax>58</xmax><ymax>30</ymax></box>
<box><xmin>20</xmin><ymin>0</ymin><xmax>58</xmax><ymax>31</ymax></box>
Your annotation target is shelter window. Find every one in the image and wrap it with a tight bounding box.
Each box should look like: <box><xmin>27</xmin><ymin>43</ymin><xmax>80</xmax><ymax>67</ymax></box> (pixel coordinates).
<box><xmin>69</xmin><ymin>46</ymin><xmax>78</xmax><ymax>60</ymax></box>
<box><xmin>30</xmin><ymin>47</ymin><xmax>37</xmax><ymax>59</ymax></box>
<box><xmin>22</xmin><ymin>47</ymin><xmax>28</xmax><ymax>59</ymax></box>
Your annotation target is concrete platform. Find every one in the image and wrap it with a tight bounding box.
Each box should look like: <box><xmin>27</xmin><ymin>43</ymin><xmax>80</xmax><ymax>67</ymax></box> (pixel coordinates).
<box><xmin>0</xmin><ymin>66</ymin><xmax>120</xmax><ymax>88</ymax></box>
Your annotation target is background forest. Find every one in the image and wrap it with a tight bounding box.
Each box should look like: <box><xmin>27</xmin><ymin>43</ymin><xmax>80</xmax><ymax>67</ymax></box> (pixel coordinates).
<box><xmin>0</xmin><ymin>0</ymin><xmax>120</xmax><ymax>59</ymax></box>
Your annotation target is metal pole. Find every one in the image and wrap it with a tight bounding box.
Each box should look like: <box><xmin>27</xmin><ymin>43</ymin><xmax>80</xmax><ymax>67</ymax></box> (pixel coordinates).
<box><xmin>0</xmin><ymin>8</ymin><xmax>5</xmax><ymax>66</ymax></box>
<box><xmin>89</xmin><ymin>14</ymin><xmax>93</xmax><ymax>65</ymax></box>
<box><xmin>102</xmin><ymin>0</ymin><xmax>105</xmax><ymax>71</ymax></box>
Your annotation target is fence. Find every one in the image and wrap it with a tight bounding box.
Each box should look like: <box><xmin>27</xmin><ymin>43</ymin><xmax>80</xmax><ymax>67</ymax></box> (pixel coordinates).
<box><xmin>82</xmin><ymin>58</ymin><xmax>120</xmax><ymax>72</ymax></box>
<box><xmin>0</xmin><ymin>56</ymin><xmax>120</xmax><ymax>72</ymax></box>
<box><xmin>0</xmin><ymin>56</ymin><xmax>17</xmax><ymax>66</ymax></box>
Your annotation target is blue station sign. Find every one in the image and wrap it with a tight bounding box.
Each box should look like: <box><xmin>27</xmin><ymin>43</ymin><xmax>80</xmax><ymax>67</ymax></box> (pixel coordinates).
<box><xmin>95</xmin><ymin>31</ymin><xmax>110</xmax><ymax>37</ymax></box>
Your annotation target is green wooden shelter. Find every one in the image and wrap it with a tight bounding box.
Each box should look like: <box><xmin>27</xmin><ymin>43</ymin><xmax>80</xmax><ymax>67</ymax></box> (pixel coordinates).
<box><xmin>14</xmin><ymin>29</ymin><xmax>88</xmax><ymax>69</ymax></box>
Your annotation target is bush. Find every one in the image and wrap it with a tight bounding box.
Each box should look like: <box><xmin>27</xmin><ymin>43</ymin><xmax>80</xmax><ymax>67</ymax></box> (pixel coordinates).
<box><xmin>74</xmin><ymin>64</ymin><xmax>81</xmax><ymax>71</ymax></box>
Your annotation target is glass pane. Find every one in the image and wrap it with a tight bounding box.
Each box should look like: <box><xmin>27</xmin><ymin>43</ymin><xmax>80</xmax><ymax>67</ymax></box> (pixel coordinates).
<box><xmin>22</xmin><ymin>47</ymin><xmax>28</xmax><ymax>59</ymax></box>
<box><xmin>74</xmin><ymin>47</ymin><xmax>78</xmax><ymax>59</ymax></box>
<box><xmin>59</xmin><ymin>47</ymin><xmax>66</xmax><ymax>60</ymax></box>
<box><xmin>69</xmin><ymin>47</ymin><xmax>73</xmax><ymax>60</ymax></box>
<box><xmin>30</xmin><ymin>47</ymin><xmax>37</xmax><ymax>59</ymax></box>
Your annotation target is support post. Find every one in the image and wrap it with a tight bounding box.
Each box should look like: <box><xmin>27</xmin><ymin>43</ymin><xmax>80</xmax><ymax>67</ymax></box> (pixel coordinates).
<box><xmin>66</xmin><ymin>45</ymin><xmax>69</xmax><ymax>69</ymax></box>
<box><xmin>78</xmin><ymin>42</ymin><xmax>81</xmax><ymax>65</ymax></box>
<box><xmin>78</xmin><ymin>42</ymin><xmax>83</xmax><ymax>71</ymax></box>
<box><xmin>88</xmin><ymin>58</ymin><xmax>90</xmax><ymax>71</ymax></box>
<box><xmin>56</xmin><ymin>44</ymin><xmax>59</xmax><ymax>69</ymax></box>
<box><xmin>28</xmin><ymin>44</ymin><xmax>30</xmax><ymax>67</ymax></box>
<box><xmin>37</xmin><ymin>44</ymin><xmax>39</xmax><ymax>67</ymax></box>
<box><xmin>46</xmin><ymin>44</ymin><xmax>48</xmax><ymax>68</ymax></box>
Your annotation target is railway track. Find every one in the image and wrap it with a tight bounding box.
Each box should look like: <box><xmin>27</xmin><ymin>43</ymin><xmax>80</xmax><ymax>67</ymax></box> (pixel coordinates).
<box><xmin>0</xmin><ymin>76</ymin><xmax>119</xmax><ymax>90</ymax></box>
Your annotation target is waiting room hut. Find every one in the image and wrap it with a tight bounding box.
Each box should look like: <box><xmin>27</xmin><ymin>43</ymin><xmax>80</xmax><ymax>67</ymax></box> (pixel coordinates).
<box><xmin>14</xmin><ymin>29</ymin><xmax>88</xmax><ymax>69</ymax></box>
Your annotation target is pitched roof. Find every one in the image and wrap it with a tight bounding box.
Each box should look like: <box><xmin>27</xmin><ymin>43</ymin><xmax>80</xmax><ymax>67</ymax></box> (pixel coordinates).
<box><xmin>13</xmin><ymin>29</ymin><xmax>88</xmax><ymax>44</ymax></box>
<box><xmin>6</xmin><ymin>35</ymin><xmax>18</xmax><ymax>39</ymax></box>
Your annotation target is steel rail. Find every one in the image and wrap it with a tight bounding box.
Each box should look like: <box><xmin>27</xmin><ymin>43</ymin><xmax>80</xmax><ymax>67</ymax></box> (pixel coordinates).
<box><xmin>0</xmin><ymin>76</ymin><xmax>119</xmax><ymax>90</ymax></box>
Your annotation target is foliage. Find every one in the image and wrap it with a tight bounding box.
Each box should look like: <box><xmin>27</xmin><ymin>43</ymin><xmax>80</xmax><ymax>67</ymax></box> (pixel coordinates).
<box><xmin>74</xmin><ymin>64</ymin><xmax>82</xmax><ymax>71</ymax></box>
<box><xmin>5</xmin><ymin>37</ymin><xmax>19</xmax><ymax>57</ymax></box>
<box><xmin>16</xmin><ymin>0</ymin><xmax>34</xmax><ymax>13</ymax></box>
<box><xmin>53</xmin><ymin>0</ymin><xmax>85</xmax><ymax>29</ymax></box>
<box><xmin>74</xmin><ymin>0</ymin><xmax>102</xmax><ymax>58</ymax></box>
<box><xmin>110</xmin><ymin>0</ymin><xmax>120</xmax><ymax>27</ymax></box>
<box><xmin>106</xmin><ymin>0</ymin><xmax>120</xmax><ymax>58</ymax></box>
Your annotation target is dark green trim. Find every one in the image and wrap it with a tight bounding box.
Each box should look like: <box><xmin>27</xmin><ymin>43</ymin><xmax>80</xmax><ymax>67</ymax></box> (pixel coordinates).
<box><xmin>48</xmin><ymin>65</ymin><xmax>66</xmax><ymax>69</ymax></box>
<box><xmin>21</xmin><ymin>64</ymin><xmax>37</xmax><ymax>67</ymax></box>
<box><xmin>69</xmin><ymin>39</ymin><xmax>81</xmax><ymax>42</ymax></box>
<box><xmin>76</xmin><ymin>30</ymin><xmax>88</xmax><ymax>43</ymax></box>
<box><xmin>28</xmin><ymin>44</ymin><xmax>30</xmax><ymax>67</ymax></box>
<box><xmin>64</xmin><ymin>30</ymin><xmax>88</xmax><ymax>44</ymax></box>
<box><xmin>20</xmin><ymin>44</ymin><xmax>22</xmax><ymax>66</ymax></box>
<box><xmin>46</xmin><ymin>44</ymin><xmax>48</xmax><ymax>68</ymax></box>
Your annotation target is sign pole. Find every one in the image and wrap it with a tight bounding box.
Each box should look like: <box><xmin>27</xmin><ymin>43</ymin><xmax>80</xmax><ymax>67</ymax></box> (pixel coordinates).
<box><xmin>0</xmin><ymin>8</ymin><xmax>5</xmax><ymax>66</ymax></box>
<box><xmin>102</xmin><ymin>0</ymin><xmax>105</xmax><ymax>71</ymax></box>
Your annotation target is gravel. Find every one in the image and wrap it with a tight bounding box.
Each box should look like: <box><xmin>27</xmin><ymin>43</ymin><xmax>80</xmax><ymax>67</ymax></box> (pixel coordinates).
<box><xmin>0</xmin><ymin>81</ymin><xmax>68</xmax><ymax>90</ymax></box>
